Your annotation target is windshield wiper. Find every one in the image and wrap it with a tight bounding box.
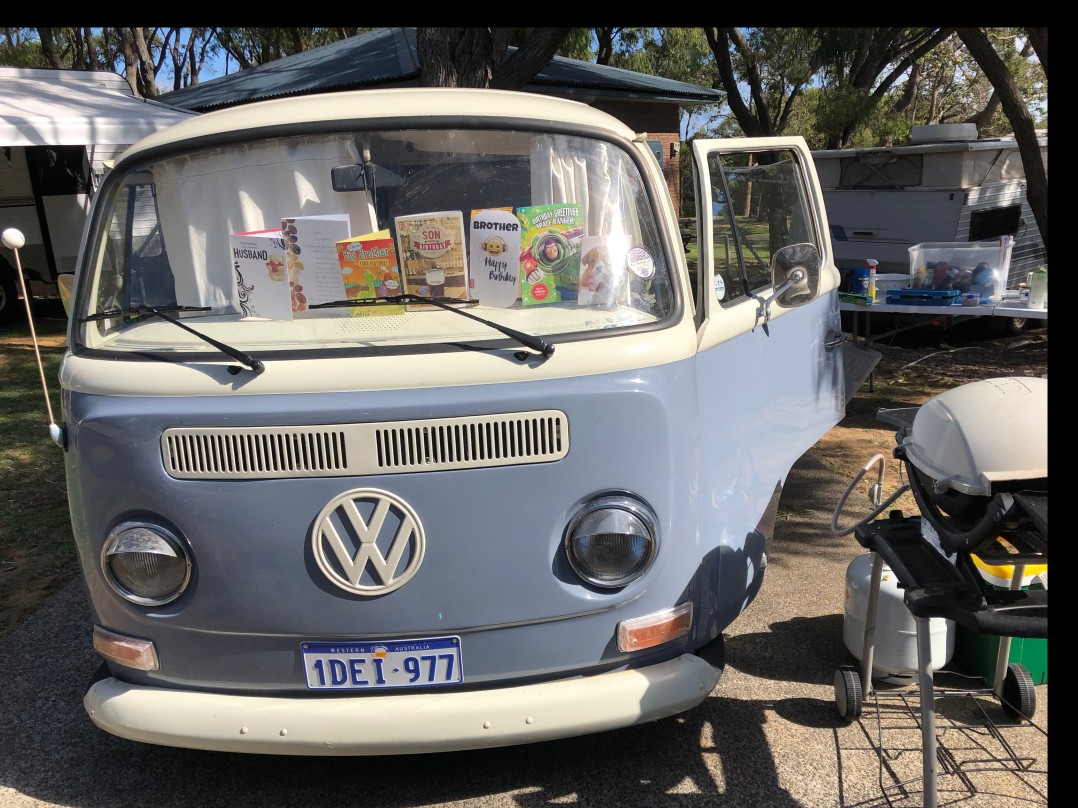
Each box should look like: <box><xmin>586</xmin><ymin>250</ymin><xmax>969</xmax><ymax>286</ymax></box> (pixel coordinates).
<box><xmin>83</xmin><ymin>305</ymin><xmax>265</xmax><ymax>375</ymax></box>
<box><xmin>311</xmin><ymin>295</ymin><xmax>555</xmax><ymax>359</ymax></box>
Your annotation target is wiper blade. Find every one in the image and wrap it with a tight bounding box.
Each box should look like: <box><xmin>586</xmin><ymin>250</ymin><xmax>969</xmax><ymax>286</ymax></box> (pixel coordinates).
<box><xmin>82</xmin><ymin>305</ymin><xmax>265</xmax><ymax>375</ymax></box>
<box><xmin>311</xmin><ymin>295</ymin><xmax>555</xmax><ymax>359</ymax></box>
<box><xmin>84</xmin><ymin>304</ymin><xmax>212</xmax><ymax>321</ymax></box>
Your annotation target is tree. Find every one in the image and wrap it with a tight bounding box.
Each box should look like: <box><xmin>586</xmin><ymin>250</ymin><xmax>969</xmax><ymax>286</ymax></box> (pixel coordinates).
<box><xmin>416</xmin><ymin>28</ymin><xmax>571</xmax><ymax>90</ymax></box>
<box><xmin>0</xmin><ymin>28</ymin><xmax>43</xmax><ymax>66</ymax></box>
<box><xmin>812</xmin><ymin>27</ymin><xmax>956</xmax><ymax>148</ymax></box>
<box><xmin>163</xmin><ymin>28</ymin><xmax>220</xmax><ymax>90</ymax></box>
<box><xmin>704</xmin><ymin>27</ymin><xmax>820</xmax><ymax>138</ymax></box>
<box><xmin>955</xmin><ymin>27</ymin><xmax>1047</xmax><ymax>256</ymax></box>
<box><xmin>214</xmin><ymin>27</ymin><xmax>345</xmax><ymax>72</ymax></box>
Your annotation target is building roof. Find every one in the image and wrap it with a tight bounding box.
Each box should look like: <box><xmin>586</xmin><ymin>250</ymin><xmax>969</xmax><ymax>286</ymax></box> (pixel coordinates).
<box><xmin>1</xmin><ymin>67</ymin><xmax>197</xmax><ymax>147</ymax></box>
<box><xmin>159</xmin><ymin>27</ymin><xmax>724</xmax><ymax>112</ymax></box>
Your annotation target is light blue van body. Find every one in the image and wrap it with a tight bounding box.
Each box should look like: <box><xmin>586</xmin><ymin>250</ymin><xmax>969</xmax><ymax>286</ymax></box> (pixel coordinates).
<box><xmin>55</xmin><ymin>88</ymin><xmax>850</xmax><ymax>754</ymax></box>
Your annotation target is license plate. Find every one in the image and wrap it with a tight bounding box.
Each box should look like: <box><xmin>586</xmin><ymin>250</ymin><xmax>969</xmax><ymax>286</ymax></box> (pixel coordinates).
<box><xmin>301</xmin><ymin>636</ymin><xmax>463</xmax><ymax>690</ymax></box>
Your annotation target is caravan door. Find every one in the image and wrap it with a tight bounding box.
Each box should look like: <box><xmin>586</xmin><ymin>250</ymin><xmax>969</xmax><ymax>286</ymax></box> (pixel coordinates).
<box><xmin>690</xmin><ymin>137</ymin><xmax>847</xmax><ymax>589</ymax></box>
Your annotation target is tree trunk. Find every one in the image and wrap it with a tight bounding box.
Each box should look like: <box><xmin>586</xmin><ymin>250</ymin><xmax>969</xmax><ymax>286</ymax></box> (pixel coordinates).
<box><xmin>115</xmin><ymin>28</ymin><xmax>140</xmax><ymax>95</ymax></box>
<box><xmin>417</xmin><ymin>28</ymin><xmax>504</xmax><ymax>88</ymax></box>
<box><xmin>416</xmin><ymin>28</ymin><xmax>569</xmax><ymax>91</ymax></box>
<box><xmin>704</xmin><ymin>27</ymin><xmax>765</xmax><ymax>137</ymax></box>
<box><xmin>132</xmin><ymin>27</ymin><xmax>159</xmax><ymax>97</ymax></box>
<box><xmin>955</xmin><ymin>27</ymin><xmax>1047</xmax><ymax>256</ymax></box>
<box><xmin>36</xmin><ymin>28</ymin><xmax>63</xmax><ymax>68</ymax></box>
<box><xmin>1025</xmin><ymin>27</ymin><xmax>1047</xmax><ymax>81</ymax></box>
<box><xmin>492</xmin><ymin>28</ymin><xmax>569</xmax><ymax>90</ymax></box>
<box><xmin>595</xmin><ymin>27</ymin><xmax>615</xmax><ymax>65</ymax></box>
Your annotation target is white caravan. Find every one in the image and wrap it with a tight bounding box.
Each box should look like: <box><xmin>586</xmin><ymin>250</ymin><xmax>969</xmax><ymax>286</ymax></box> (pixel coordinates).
<box><xmin>812</xmin><ymin>123</ymin><xmax>1047</xmax><ymax>290</ymax></box>
<box><xmin>0</xmin><ymin>67</ymin><xmax>195</xmax><ymax>323</ymax></box>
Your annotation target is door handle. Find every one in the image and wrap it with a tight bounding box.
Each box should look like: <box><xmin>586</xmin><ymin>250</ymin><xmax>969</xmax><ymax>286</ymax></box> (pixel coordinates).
<box><xmin>825</xmin><ymin>331</ymin><xmax>848</xmax><ymax>350</ymax></box>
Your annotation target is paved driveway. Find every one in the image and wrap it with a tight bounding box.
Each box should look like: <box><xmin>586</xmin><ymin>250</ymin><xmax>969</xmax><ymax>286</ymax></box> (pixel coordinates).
<box><xmin>0</xmin><ymin>450</ymin><xmax>1047</xmax><ymax>808</ymax></box>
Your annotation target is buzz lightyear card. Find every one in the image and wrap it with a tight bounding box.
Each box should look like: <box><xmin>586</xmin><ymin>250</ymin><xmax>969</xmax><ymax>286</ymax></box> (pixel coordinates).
<box><xmin>516</xmin><ymin>203</ymin><xmax>583</xmax><ymax>305</ymax></box>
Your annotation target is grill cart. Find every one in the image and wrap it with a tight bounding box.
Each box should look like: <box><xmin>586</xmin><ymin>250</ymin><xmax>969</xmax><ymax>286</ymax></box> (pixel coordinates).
<box><xmin>831</xmin><ymin>376</ymin><xmax>1047</xmax><ymax>808</ymax></box>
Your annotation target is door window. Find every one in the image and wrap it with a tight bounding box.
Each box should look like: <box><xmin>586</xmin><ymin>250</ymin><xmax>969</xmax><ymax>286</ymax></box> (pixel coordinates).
<box><xmin>706</xmin><ymin>149</ymin><xmax>815</xmax><ymax>305</ymax></box>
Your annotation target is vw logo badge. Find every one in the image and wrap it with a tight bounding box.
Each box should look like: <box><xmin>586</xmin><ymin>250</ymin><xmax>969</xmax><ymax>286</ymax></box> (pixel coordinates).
<box><xmin>312</xmin><ymin>488</ymin><xmax>425</xmax><ymax>595</ymax></box>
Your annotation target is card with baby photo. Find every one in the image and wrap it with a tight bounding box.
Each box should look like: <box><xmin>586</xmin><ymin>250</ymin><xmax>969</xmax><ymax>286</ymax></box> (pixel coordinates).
<box><xmin>577</xmin><ymin>234</ymin><xmax>630</xmax><ymax>309</ymax></box>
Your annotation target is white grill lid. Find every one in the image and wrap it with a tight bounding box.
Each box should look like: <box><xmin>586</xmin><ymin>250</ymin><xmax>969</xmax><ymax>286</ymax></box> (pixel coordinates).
<box><xmin>900</xmin><ymin>376</ymin><xmax>1048</xmax><ymax>497</ymax></box>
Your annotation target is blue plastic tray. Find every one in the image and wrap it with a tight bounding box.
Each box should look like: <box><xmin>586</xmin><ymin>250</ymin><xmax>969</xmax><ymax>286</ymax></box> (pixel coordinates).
<box><xmin>885</xmin><ymin>288</ymin><xmax>961</xmax><ymax>306</ymax></box>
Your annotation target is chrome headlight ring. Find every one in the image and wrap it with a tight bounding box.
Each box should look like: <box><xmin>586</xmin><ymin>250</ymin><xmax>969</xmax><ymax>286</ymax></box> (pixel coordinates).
<box><xmin>100</xmin><ymin>521</ymin><xmax>192</xmax><ymax>606</ymax></box>
<box><xmin>563</xmin><ymin>493</ymin><xmax>659</xmax><ymax>588</ymax></box>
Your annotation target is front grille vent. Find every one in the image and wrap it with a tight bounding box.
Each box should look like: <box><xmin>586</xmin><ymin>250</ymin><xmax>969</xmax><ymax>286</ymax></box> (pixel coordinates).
<box><xmin>161</xmin><ymin>410</ymin><xmax>568</xmax><ymax>480</ymax></box>
<box><xmin>375</xmin><ymin>414</ymin><xmax>564</xmax><ymax>469</ymax></box>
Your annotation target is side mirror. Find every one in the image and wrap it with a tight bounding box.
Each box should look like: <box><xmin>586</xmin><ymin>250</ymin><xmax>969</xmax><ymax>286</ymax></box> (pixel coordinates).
<box><xmin>770</xmin><ymin>242</ymin><xmax>820</xmax><ymax>308</ymax></box>
<box><xmin>756</xmin><ymin>243</ymin><xmax>822</xmax><ymax>328</ymax></box>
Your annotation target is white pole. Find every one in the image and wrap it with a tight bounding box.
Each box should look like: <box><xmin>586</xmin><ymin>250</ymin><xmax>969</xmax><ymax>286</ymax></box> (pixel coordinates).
<box><xmin>2</xmin><ymin>228</ymin><xmax>60</xmax><ymax>440</ymax></box>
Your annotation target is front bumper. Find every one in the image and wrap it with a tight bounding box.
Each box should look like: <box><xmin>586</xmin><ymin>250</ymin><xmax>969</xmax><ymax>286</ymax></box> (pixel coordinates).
<box><xmin>85</xmin><ymin>653</ymin><xmax>721</xmax><ymax>755</ymax></box>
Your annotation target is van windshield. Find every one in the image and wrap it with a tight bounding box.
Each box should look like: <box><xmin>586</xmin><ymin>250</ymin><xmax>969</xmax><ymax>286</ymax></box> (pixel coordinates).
<box><xmin>75</xmin><ymin>128</ymin><xmax>675</xmax><ymax>358</ymax></box>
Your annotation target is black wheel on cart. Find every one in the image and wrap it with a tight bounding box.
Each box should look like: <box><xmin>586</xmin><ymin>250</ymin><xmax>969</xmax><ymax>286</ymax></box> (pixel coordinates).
<box><xmin>834</xmin><ymin>665</ymin><xmax>864</xmax><ymax>722</ymax></box>
<box><xmin>1000</xmin><ymin>662</ymin><xmax>1036</xmax><ymax>721</ymax></box>
<box><xmin>995</xmin><ymin>315</ymin><xmax>1029</xmax><ymax>336</ymax></box>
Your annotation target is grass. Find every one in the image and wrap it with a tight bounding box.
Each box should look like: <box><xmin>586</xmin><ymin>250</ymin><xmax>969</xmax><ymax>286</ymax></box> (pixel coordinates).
<box><xmin>0</xmin><ymin>311</ymin><xmax>76</xmax><ymax>635</ymax></box>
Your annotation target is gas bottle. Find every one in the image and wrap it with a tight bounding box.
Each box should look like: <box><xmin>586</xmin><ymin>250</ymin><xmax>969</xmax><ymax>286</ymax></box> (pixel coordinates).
<box><xmin>866</xmin><ymin>259</ymin><xmax>879</xmax><ymax>302</ymax></box>
<box><xmin>843</xmin><ymin>552</ymin><xmax>955</xmax><ymax>682</ymax></box>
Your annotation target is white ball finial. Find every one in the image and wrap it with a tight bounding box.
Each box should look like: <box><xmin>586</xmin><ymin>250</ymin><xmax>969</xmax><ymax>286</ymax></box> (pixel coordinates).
<box><xmin>2</xmin><ymin>228</ymin><xmax>26</xmax><ymax>250</ymax></box>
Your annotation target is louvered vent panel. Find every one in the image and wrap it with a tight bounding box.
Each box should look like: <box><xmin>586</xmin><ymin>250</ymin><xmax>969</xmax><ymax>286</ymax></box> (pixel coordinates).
<box><xmin>374</xmin><ymin>413</ymin><xmax>566</xmax><ymax>470</ymax></box>
<box><xmin>163</xmin><ymin>429</ymin><xmax>348</xmax><ymax>478</ymax></box>
<box><xmin>161</xmin><ymin>410</ymin><xmax>567</xmax><ymax>479</ymax></box>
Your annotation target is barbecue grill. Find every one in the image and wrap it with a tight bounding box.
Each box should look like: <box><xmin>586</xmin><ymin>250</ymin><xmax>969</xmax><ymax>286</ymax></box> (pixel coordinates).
<box><xmin>831</xmin><ymin>376</ymin><xmax>1048</xmax><ymax>807</ymax></box>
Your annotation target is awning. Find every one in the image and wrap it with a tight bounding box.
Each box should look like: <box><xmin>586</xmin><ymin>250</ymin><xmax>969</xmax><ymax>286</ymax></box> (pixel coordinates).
<box><xmin>1</xmin><ymin>67</ymin><xmax>197</xmax><ymax>147</ymax></box>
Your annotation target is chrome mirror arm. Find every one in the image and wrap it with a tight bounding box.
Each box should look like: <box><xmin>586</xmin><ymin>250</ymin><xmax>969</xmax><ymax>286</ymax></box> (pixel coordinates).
<box><xmin>756</xmin><ymin>268</ymin><xmax>806</xmax><ymax>325</ymax></box>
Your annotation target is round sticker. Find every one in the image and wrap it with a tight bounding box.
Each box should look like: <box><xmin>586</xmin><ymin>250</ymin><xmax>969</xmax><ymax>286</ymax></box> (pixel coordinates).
<box><xmin>627</xmin><ymin>247</ymin><xmax>655</xmax><ymax>279</ymax></box>
<box><xmin>714</xmin><ymin>274</ymin><xmax>726</xmax><ymax>299</ymax></box>
<box><xmin>531</xmin><ymin>283</ymin><xmax>550</xmax><ymax>301</ymax></box>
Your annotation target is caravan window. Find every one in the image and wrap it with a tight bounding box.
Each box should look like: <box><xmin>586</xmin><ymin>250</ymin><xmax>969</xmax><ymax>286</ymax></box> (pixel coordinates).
<box><xmin>838</xmin><ymin>153</ymin><xmax>923</xmax><ymax>189</ymax></box>
<box><xmin>970</xmin><ymin>204</ymin><xmax>1022</xmax><ymax>242</ymax></box>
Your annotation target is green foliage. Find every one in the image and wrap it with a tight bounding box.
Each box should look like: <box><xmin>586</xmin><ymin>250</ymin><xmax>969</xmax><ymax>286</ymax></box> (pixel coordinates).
<box><xmin>553</xmin><ymin>29</ymin><xmax>594</xmax><ymax>61</ymax></box>
<box><xmin>610</xmin><ymin>27</ymin><xmax>716</xmax><ymax>88</ymax></box>
<box><xmin>0</xmin><ymin>42</ymin><xmax>46</xmax><ymax>67</ymax></box>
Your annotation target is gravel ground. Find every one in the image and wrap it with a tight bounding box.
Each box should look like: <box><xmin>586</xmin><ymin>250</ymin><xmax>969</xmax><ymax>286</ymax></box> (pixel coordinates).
<box><xmin>0</xmin><ymin>447</ymin><xmax>1048</xmax><ymax>808</ymax></box>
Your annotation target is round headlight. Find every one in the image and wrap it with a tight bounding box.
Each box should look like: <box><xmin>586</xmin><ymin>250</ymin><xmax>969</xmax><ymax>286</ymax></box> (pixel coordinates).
<box><xmin>564</xmin><ymin>494</ymin><xmax>658</xmax><ymax>588</ymax></box>
<box><xmin>101</xmin><ymin>523</ymin><xmax>191</xmax><ymax>605</ymax></box>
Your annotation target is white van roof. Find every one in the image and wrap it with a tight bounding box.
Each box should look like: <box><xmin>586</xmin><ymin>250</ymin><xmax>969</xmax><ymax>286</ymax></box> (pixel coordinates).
<box><xmin>120</xmin><ymin>86</ymin><xmax>639</xmax><ymax>160</ymax></box>
<box><xmin>0</xmin><ymin>67</ymin><xmax>196</xmax><ymax>147</ymax></box>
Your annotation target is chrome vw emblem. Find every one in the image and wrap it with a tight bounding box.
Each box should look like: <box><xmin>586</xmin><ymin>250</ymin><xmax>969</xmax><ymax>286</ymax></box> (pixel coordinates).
<box><xmin>312</xmin><ymin>488</ymin><xmax>425</xmax><ymax>595</ymax></box>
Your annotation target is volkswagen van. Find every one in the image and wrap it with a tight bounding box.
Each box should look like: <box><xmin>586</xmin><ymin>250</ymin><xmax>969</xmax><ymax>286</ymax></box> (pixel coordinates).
<box><xmin>45</xmin><ymin>88</ymin><xmax>852</xmax><ymax>754</ymax></box>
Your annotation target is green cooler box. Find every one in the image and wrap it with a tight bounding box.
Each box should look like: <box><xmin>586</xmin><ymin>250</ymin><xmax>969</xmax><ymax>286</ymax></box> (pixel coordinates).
<box><xmin>953</xmin><ymin>553</ymin><xmax>1048</xmax><ymax>684</ymax></box>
